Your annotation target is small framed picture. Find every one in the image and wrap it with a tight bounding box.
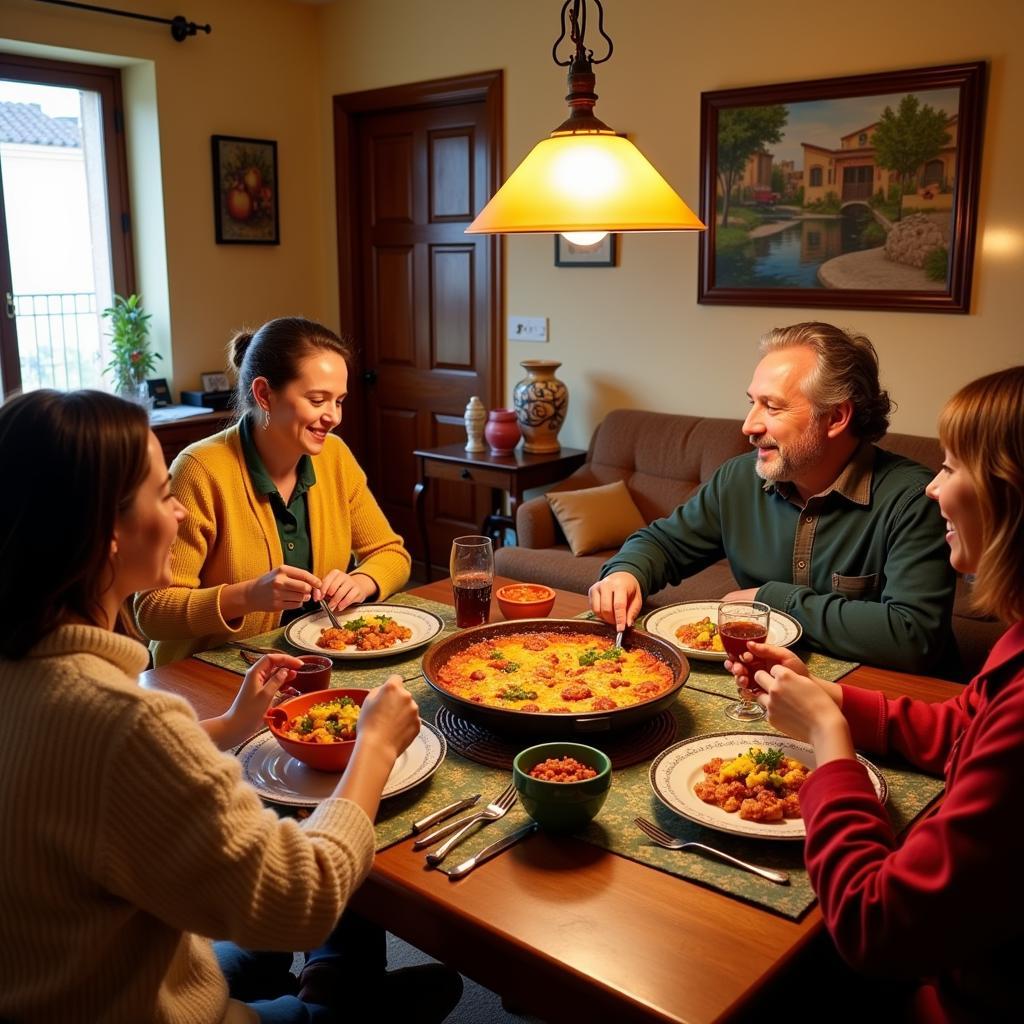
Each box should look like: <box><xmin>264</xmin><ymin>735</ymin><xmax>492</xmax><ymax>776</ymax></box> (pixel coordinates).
<box><xmin>554</xmin><ymin>234</ymin><xmax>617</xmax><ymax>267</ymax></box>
<box><xmin>211</xmin><ymin>134</ymin><xmax>279</xmax><ymax>245</ymax></box>
<box><xmin>200</xmin><ymin>371</ymin><xmax>231</xmax><ymax>393</ymax></box>
<box><xmin>147</xmin><ymin>378</ymin><xmax>171</xmax><ymax>408</ymax></box>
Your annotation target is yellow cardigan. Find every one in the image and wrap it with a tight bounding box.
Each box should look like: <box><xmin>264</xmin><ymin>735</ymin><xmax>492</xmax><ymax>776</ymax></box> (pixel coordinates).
<box><xmin>135</xmin><ymin>425</ymin><xmax>411</xmax><ymax>665</ymax></box>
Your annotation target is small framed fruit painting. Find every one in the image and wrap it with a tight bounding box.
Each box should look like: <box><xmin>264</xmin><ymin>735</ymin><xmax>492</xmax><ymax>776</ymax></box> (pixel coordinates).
<box><xmin>211</xmin><ymin>135</ymin><xmax>279</xmax><ymax>244</ymax></box>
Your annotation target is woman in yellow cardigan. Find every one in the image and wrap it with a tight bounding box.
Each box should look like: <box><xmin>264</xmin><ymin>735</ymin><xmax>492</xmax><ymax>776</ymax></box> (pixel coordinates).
<box><xmin>137</xmin><ymin>317</ymin><xmax>411</xmax><ymax>665</ymax></box>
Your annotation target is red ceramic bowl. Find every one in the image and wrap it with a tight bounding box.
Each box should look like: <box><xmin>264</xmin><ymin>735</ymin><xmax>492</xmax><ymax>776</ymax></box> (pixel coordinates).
<box><xmin>496</xmin><ymin>583</ymin><xmax>557</xmax><ymax>620</ymax></box>
<box><xmin>263</xmin><ymin>688</ymin><xmax>368</xmax><ymax>772</ymax></box>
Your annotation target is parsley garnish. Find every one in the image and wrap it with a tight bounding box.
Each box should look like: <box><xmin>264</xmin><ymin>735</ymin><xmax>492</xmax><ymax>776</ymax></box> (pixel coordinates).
<box><xmin>749</xmin><ymin>747</ymin><xmax>784</xmax><ymax>772</ymax></box>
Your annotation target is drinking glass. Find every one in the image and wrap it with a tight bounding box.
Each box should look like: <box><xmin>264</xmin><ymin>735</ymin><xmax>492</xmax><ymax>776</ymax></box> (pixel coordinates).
<box><xmin>718</xmin><ymin>600</ymin><xmax>771</xmax><ymax>722</ymax></box>
<box><xmin>450</xmin><ymin>535</ymin><xmax>494</xmax><ymax>628</ymax></box>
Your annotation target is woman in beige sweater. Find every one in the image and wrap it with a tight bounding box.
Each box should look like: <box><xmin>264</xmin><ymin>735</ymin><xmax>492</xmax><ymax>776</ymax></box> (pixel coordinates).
<box><xmin>0</xmin><ymin>390</ymin><xmax>457</xmax><ymax>1022</ymax></box>
<box><xmin>136</xmin><ymin>317</ymin><xmax>411</xmax><ymax>665</ymax></box>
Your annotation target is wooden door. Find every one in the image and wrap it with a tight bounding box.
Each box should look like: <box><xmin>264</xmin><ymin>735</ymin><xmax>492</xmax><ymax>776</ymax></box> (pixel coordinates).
<box><xmin>334</xmin><ymin>73</ymin><xmax>502</xmax><ymax>577</ymax></box>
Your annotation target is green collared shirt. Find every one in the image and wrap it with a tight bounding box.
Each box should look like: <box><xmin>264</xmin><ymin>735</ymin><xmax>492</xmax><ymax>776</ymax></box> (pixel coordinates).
<box><xmin>601</xmin><ymin>442</ymin><xmax>958</xmax><ymax>675</ymax></box>
<box><xmin>239</xmin><ymin>417</ymin><xmax>316</xmax><ymax>622</ymax></box>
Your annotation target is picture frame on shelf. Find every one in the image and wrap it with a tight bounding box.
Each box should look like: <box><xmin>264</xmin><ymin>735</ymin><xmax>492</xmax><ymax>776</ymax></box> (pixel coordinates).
<box><xmin>554</xmin><ymin>233</ymin><xmax>617</xmax><ymax>267</ymax></box>
<box><xmin>146</xmin><ymin>378</ymin><xmax>172</xmax><ymax>408</ymax></box>
<box><xmin>211</xmin><ymin>135</ymin><xmax>279</xmax><ymax>245</ymax></box>
<box><xmin>200</xmin><ymin>371</ymin><xmax>231</xmax><ymax>393</ymax></box>
<box><xmin>698</xmin><ymin>61</ymin><xmax>985</xmax><ymax>313</ymax></box>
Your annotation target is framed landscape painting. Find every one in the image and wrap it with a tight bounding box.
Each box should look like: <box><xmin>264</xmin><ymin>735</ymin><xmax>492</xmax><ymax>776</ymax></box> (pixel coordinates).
<box><xmin>212</xmin><ymin>135</ymin><xmax>279</xmax><ymax>244</ymax></box>
<box><xmin>698</xmin><ymin>62</ymin><xmax>985</xmax><ymax>313</ymax></box>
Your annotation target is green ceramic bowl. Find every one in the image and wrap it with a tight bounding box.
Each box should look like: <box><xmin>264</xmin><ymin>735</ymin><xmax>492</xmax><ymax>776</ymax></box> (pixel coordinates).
<box><xmin>512</xmin><ymin>742</ymin><xmax>612</xmax><ymax>833</ymax></box>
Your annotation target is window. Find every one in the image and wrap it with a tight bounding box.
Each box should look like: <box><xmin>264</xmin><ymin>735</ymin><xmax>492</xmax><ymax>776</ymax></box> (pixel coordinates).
<box><xmin>809</xmin><ymin>166</ymin><xmax>823</xmax><ymax>187</ymax></box>
<box><xmin>0</xmin><ymin>55</ymin><xmax>133</xmax><ymax>397</ymax></box>
<box><xmin>858</xmin><ymin>132</ymin><xmax>868</xmax><ymax>147</ymax></box>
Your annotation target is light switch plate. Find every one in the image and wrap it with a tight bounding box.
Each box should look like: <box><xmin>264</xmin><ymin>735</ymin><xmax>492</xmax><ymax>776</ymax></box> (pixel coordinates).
<box><xmin>508</xmin><ymin>316</ymin><xmax>548</xmax><ymax>342</ymax></box>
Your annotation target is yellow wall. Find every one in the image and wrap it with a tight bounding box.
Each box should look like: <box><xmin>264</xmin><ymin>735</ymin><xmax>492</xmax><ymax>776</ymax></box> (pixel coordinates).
<box><xmin>320</xmin><ymin>0</ymin><xmax>1024</xmax><ymax>444</ymax></box>
<box><xmin>2</xmin><ymin>0</ymin><xmax>331</xmax><ymax>395</ymax></box>
<box><xmin>4</xmin><ymin>1</ymin><xmax>1021</xmax><ymax>442</ymax></box>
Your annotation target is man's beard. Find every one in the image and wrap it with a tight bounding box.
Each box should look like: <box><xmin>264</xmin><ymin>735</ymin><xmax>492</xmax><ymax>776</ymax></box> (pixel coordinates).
<box><xmin>752</xmin><ymin>421</ymin><xmax>827</xmax><ymax>483</ymax></box>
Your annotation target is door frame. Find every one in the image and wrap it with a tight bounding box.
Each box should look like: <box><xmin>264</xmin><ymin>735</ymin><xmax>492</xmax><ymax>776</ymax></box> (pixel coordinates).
<box><xmin>332</xmin><ymin>70</ymin><xmax>504</xmax><ymax>462</ymax></box>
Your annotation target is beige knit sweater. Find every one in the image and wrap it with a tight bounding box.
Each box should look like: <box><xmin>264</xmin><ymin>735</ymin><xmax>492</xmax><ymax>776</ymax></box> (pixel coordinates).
<box><xmin>135</xmin><ymin>425</ymin><xmax>411</xmax><ymax>665</ymax></box>
<box><xmin>0</xmin><ymin>626</ymin><xmax>376</xmax><ymax>1023</ymax></box>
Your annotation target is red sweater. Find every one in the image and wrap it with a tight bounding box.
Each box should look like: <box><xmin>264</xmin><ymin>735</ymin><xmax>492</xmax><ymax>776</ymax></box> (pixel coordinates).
<box><xmin>799</xmin><ymin>621</ymin><xmax>1024</xmax><ymax>1023</ymax></box>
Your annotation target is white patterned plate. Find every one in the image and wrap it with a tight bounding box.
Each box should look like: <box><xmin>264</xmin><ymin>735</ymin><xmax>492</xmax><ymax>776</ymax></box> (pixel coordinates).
<box><xmin>284</xmin><ymin>603</ymin><xmax>444</xmax><ymax>659</ymax></box>
<box><xmin>236</xmin><ymin>721</ymin><xmax>446</xmax><ymax>808</ymax></box>
<box><xmin>649</xmin><ymin>731</ymin><xmax>887</xmax><ymax>841</ymax></box>
<box><xmin>642</xmin><ymin>600</ymin><xmax>802</xmax><ymax>662</ymax></box>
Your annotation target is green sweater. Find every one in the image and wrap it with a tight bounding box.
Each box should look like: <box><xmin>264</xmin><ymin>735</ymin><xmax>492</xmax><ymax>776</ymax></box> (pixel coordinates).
<box><xmin>601</xmin><ymin>444</ymin><xmax>958</xmax><ymax>675</ymax></box>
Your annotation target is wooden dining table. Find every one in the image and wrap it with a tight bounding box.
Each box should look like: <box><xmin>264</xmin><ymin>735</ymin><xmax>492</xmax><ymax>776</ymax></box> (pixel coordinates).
<box><xmin>141</xmin><ymin>577</ymin><xmax>960</xmax><ymax>1023</ymax></box>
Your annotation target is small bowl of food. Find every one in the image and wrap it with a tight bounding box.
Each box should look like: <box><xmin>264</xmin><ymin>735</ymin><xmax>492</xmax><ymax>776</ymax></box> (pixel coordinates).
<box><xmin>512</xmin><ymin>742</ymin><xmax>612</xmax><ymax>832</ymax></box>
<box><xmin>264</xmin><ymin>687</ymin><xmax>368</xmax><ymax>772</ymax></box>
<box><xmin>496</xmin><ymin>583</ymin><xmax>557</xmax><ymax>620</ymax></box>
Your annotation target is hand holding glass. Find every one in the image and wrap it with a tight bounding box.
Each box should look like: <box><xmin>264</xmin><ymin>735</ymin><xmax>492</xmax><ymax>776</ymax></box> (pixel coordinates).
<box><xmin>450</xmin><ymin>535</ymin><xmax>493</xmax><ymax>628</ymax></box>
<box><xmin>719</xmin><ymin>600</ymin><xmax>771</xmax><ymax>722</ymax></box>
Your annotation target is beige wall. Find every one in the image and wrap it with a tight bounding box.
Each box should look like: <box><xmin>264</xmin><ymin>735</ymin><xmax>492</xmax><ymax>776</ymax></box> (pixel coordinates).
<box><xmin>320</xmin><ymin>0</ymin><xmax>1024</xmax><ymax>445</ymax></box>
<box><xmin>2</xmin><ymin>0</ymin><xmax>330</xmax><ymax>396</ymax></box>
<box><xmin>4</xmin><ymin>1</ymin><xmax>1021</xmax><ymax>442</ymax></box>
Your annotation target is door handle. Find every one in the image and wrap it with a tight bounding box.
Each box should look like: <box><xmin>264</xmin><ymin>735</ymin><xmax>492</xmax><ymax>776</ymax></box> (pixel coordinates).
<box><xmin>362</xmin><ymin>369</ymin><xmax>378</xmax><ymax>385</ymax></box>
<box><xmin>4</xmin><ymin>292</ymin><xmax>14</xmax><ymax>319</ymax></box>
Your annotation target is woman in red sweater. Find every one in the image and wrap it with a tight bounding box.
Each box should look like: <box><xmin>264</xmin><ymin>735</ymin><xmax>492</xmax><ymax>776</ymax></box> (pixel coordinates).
<box><xmin>727</xmin><ymin>365</ymin><xmax>1024</xmax><ymax>1023</ymax></box>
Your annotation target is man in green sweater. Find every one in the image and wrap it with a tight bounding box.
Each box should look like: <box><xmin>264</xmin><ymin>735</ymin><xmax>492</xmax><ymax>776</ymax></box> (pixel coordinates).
<box><xmin>589</xmin><ymin>322</ymin><xmax>958</xmax><ymax>675</ymax></box>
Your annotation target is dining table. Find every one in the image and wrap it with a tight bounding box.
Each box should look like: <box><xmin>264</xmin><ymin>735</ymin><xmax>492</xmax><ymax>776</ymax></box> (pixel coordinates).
<box><xmin>140</xmin><ymin>576</ymin><xmax>960</xmax><ymax>1024</ymax></box>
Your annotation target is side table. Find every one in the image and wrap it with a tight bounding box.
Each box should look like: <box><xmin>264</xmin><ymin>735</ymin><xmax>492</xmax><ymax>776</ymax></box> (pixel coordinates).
<box><xmin>413</xmin><ymin>443</ymin><xmax>587</xmax><ymax>581</ymax></box>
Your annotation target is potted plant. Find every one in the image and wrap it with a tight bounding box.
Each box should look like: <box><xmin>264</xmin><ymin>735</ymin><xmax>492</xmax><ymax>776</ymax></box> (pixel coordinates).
<box><xmin>102</xmin><ymin>293</ymin><xmax>160</xmax><ymax>403</ymax></box>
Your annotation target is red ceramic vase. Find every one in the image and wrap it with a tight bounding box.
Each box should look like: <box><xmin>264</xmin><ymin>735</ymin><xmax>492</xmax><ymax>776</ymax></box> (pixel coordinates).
<box><xmin>484</xmin><ymin>408</ymin><xmax>521</xmax><ymax>455</ymax></box>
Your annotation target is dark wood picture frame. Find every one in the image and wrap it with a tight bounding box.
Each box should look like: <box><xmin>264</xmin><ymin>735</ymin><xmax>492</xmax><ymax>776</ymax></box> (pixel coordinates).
<box><xmin>211</xmin><ymin>135</ymin><xmax>279</xmax><ymax>245</ymax></box>
<box><xmin>554</xmin><ymin>233</ymin><xmax>617</xmax><ymax>267</ymax></box>
<box><xmin>698</xmin><ymin>62</ymin><xmax>985</xmax><ymax>313</ymax></box>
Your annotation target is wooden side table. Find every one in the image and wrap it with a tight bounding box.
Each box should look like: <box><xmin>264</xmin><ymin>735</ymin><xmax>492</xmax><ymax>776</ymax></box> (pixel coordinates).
<box><xmin>413</xmin><ymin>443</ymin><xmax>587</xmax><ymax>581</ymax></box>
<box><xmin>151</xmin><ymin>408</ymin><xmax>235</xmax><ymax>465</ymax></box>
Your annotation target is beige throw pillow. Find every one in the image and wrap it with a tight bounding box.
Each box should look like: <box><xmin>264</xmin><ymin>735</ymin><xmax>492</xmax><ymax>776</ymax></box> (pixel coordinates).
<box><xmin>546</xmin><ymin>479</ymin><xmax>646</xmax><ymax>556</ymax></box>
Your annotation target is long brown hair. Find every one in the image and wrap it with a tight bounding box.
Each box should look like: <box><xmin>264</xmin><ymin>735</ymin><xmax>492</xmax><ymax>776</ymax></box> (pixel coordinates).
<box><xmin>938</xmin><ymin>366</ymin><xmax>1024</xmax><ymax>623</ymax></box>
<box><xmin>0</xmin><ymin>390</ymin><xmax>150</xmax><ymax>658</ymax></box>
<box><xmin>227</xmin><ymin>316</ymin><xmax>353</xmax><ymax>421</ymax></box>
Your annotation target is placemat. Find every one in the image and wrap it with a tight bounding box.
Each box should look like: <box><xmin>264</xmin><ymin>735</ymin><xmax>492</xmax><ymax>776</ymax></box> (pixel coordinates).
<box><xmin>194</xmin><ymin>592</ymin><xmax>457</xmax><ymax>686</ymax></box>
<box><xmin>212</xmin><ymin>598</ymin><xmax>941</xmax><ymax>919</ymax></box>
<box><xmin>434</xmin><ymin>705</ymin><xmax>677</xmax><ymax>769</ymax></box>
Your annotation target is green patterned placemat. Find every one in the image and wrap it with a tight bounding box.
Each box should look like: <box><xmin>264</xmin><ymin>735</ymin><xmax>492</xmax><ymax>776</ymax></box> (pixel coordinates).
<box><xmin>194</xmin><ymin>592</ymin><xmax>457</xmax><ymax>686</ymax></box>
<box><xmin>213</xmin><ymin>598</ymin><xmax>941</xmax><ymax>919</ymax></box>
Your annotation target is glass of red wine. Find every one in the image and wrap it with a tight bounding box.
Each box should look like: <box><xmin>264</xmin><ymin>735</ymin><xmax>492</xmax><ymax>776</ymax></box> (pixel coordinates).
<box><xmin>450</xmin><ymin>535</ymin><xmax>494</xmax><ymax>628</ymax></box>
<box><xmin>718</xmin><ymin>600</ymin><xmax>771</xmax><ymax>722</ymax></box>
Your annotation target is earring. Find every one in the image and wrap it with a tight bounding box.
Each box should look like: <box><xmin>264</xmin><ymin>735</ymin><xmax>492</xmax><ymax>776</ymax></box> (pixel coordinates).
<box><xmin>261</xmin><ymin>408</ymin><xmax>270</xmax><ymax>431</ymax></box>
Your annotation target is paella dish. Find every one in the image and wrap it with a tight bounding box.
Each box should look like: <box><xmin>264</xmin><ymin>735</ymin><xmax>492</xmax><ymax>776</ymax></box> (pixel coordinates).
<box><xmin>434</xmin><ymin>630</ymin><xmax>676</xmax><ymax>714</ymax></box>
<box><xmin>317</xmin><ymin>613</ymin><xmax>412</xmax><ymax>652</ymax></box>
<box><xmin>279</xmin><ymin>694</ymin><xmax>360</xmax><ymax>744</ymax></box>
<box><xmin>694</xmin><ymin>746</ymin><xmax>811</xmax><ymax>822</ymax></box>
<box><xmin>674</xmin><ymin>616</ymin><xmax>724</xmax><ymax>653</ymax></box>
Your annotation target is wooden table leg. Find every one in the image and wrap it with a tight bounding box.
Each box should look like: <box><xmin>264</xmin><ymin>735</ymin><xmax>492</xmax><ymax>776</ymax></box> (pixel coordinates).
<box><xmin>413</xmin><ymin>470</ymin><xmax>432</xmax><ymax>582</ymax></box>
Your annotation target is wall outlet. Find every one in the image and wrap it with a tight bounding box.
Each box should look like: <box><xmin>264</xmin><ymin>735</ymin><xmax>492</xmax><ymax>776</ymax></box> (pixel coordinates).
<box><xmin>508</xmin><ymin>316</ymin><xmax>548</xmax><ymax>342</ymax></box>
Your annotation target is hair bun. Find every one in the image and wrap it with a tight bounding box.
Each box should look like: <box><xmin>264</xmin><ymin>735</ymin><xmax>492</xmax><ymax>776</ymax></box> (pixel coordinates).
<box><xmin>229</xmin><ymin>330</ymin><xmax>254</xmax><ymax>370</ymax></box>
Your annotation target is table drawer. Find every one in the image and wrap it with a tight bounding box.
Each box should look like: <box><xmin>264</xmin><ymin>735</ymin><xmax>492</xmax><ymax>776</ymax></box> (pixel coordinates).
<box><xmin>423</xmin><ymin>460</ymin><xmax>511</xmax><ymax>490</ymax></box>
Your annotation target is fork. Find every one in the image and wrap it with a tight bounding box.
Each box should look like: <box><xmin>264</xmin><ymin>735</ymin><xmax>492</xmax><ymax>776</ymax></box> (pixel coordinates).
<box><xmin>633</xmin><ymin>817</ymin><xmax>790</xmax><ymax>885</ymax></box>
<box><xmin>320</xmin><ymin>599</ymin><xmax>342</xmax><ymax>629</ymax></box>
<box><xmin>424</xmin><ymin>783</ymin><xmax>518</xmax><ymax>866</ymax></box>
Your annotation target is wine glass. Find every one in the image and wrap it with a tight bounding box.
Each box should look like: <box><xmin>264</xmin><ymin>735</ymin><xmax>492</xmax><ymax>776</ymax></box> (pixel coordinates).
<box><xmin>450</xmin><ymin>535</ymin><xmax>494</xmax><ymax>628</ymax></box>
<box><xmin>718</xmin><ymin>600</ymin><xmax>771</xmax><ymax>722</ymax></box>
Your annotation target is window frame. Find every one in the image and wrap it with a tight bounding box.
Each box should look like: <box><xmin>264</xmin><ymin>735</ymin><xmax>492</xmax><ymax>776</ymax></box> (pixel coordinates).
<box><xmin>0</xmin><ymin>53</ymin><xmax>134</xmax><ymax>396</ymax></box>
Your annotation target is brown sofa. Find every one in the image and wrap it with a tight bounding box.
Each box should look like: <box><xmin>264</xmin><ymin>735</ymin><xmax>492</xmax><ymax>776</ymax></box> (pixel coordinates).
<box><xmin>493</xmin><ymin>408</ymin><xmax>1004</xmax><ymax>680</ymax></box>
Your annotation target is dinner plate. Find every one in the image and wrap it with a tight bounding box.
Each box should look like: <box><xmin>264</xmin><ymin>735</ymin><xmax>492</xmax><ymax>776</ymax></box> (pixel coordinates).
<box><xmin>236</xmin><ymin>721</ymin><xmax>446</xmax><ymax>808</ymax></box>
<box><xmin>284</xmin><ymin>603</ymin><xmax>445</xmax><ymax>660</ymax></box>
<box><xmin>649</xmin><ymin>731</ymin><xmax>887</xmax><ymax>841</ymax></box>
<box><xmin>641</xmin><ymin>600</ymin><xmax>802</xmax><ymax>662</ymax></box>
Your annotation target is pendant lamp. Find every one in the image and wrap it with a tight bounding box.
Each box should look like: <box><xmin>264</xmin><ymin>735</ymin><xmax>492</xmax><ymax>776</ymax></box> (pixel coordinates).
<box><xmin>466</xmin><ymin>0</ymin><xmax>704</xmax><ymax>241</ymax></box>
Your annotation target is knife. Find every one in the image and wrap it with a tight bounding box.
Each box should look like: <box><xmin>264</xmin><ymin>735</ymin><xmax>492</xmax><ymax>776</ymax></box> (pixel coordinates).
<box><xmin>410</xmin><ymin>794</ymin><xmax>481</xmax><ymax>836</ymax></box>
<box><xmin>446</xmin><ymin>821</ymin><xmax>539</xmax><ymax>880</ymax></box>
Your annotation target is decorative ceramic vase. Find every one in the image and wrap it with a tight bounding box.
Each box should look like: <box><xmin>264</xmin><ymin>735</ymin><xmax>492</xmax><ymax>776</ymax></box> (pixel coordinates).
<box><xmin>484</xmin><ymin>408</ymin><xmax>521</xmax><ymax>456</ymax></box>
<box><xmin>464</xmin><ymin>396</ymin><xmax>486</xmax><ymax>452</ymax></box>
<box><xmin>513</xmin><ymin>359</ymin><xmax>568</xmax><ymax>453</ymax></box>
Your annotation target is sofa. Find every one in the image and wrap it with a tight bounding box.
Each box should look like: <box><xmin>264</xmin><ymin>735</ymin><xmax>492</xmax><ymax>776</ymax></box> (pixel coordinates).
<box><xmin>493</xmin><ymin>408</ymin><xmax>1004</xmax><ymax>680</ymax></box>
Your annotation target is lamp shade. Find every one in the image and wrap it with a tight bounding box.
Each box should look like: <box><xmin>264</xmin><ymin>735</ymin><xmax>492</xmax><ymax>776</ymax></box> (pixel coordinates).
<box><xmin>466</xmin><ymin>131</ymin><xmax>704</xmax><ymax>234</ymax></box>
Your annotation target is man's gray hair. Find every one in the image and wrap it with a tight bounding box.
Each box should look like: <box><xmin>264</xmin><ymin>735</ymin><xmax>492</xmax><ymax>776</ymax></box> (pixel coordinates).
<box><xmin>759</xmin><ymin>322</ymin><xmax>892</xmax><ymax>442</ymax></box>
